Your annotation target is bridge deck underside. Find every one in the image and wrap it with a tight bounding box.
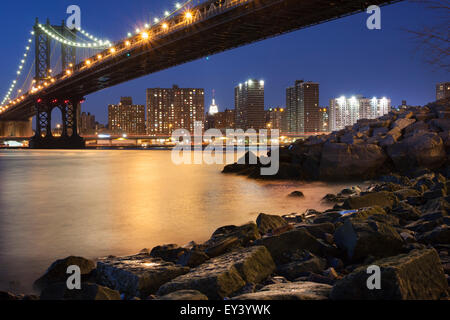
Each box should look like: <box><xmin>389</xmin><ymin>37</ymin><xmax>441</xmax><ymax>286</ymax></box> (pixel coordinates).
<box><xmin>0</xmin><ymin>0</ymin><xmax>400</xmax><ymax>121</ymax></box>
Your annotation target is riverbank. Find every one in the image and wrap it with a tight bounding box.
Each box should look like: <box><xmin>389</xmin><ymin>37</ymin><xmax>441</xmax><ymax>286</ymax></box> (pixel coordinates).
<box><xmin>2</xmin><ymin>170</ymin><xmax>449</xmax><ymax>300</ymax></box>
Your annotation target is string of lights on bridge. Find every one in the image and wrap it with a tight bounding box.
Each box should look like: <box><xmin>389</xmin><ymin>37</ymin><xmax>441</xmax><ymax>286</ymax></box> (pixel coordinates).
<box><xmin>0</xmin><ymin>0</ymin><xmax>246</xmax><ymax>114</ymax></box>
<box><xmin>37</xmin><ymin>24</ymin><xmax>111</xmax><ymax>48</ymax></box>
<box><xmin>0</xmin><ymin>29</ymin><xmax>34</xmax><ymax>106</ymax></box>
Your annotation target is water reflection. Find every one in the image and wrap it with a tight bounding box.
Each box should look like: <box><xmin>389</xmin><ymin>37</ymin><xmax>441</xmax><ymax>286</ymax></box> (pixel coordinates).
<box><xmin>0</xmin><ymin>150</ymin><xmax>350</xmax><ymax>293</ymax></box>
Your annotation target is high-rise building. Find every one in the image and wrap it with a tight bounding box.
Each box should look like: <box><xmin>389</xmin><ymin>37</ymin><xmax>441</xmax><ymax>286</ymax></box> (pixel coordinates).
<box><xmin>265</xmin><ymin>107</ymin><xmax>285</xmax><ymax>130</ymax></box>
<box><xmin>80</xmin><ymin>112</ymin><xmax>96</xmax><ymax>135</ymax></box>
<box><xmin>235</xmin><ymin>79</ymin><xmax>265</xmax><ymax>130</ymax></box>
<box><xmin>329</xmin><ymin>96</ymin><xmax>391</xmax><ymax>131</ymax></box>
<box><xmin>318</xmin><ymin>108</ymin><xmax>329</xmax><ymax>132</ymax></box>
<box><xmin>108</xmin><ymin>97</ymin><xmax>146</xmax><ymax>135</ymax></box>
<box><xmin>146</xmin><ymin>85</ymin><xmax>204</xmax><ymax>135</ymax></box>
<box><xmin>286</xmin><ymin>80</ymin><xmax>320</xmax><ymax>134</ymax></box>
<box><xmin>436</xmin><ymin>82</ymin><xmax>450</xmax><ymax>100</ymax></box>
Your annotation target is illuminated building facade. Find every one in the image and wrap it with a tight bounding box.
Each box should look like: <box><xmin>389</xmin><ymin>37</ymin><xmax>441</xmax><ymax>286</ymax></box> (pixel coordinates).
<box><xmin>265</xmin><ymin>107</ymin><xmax>285</xmax><ymax>131</ymax></box>
<box><xmin>329</xmin><ymin>96</ymin><xmax>391</xmax><ymax>131</ymax></box>
<box><xmin>286</xmin><ymin>80</ymin><xmax>320</xmax><ymax>134</ymax></box>
<box><xmin>235</xmin><ymin>79</ymin><xmax>265</xmax><ymax>130</ymax></box>
<box><xmin>436</xmin><ymin>82</ymin><xmax>450</xmax><ymax>100</ymax></box>
<box><xmin>146</xmin><ymin>85</ymin><xmax>205</xmax><ymax>134</ymax></box>
<box><xmin>108</xmin><ymin>97</ymin><xmax>146</xmax><ymax>135</ymax></box>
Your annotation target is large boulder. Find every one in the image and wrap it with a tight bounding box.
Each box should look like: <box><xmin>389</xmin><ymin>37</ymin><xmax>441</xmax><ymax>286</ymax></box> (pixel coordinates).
<box><xmin>33</xmin><ymin>256</ymin><xmax>96</xmax><ymax>293</ymax></box>
<box><xmin>387</xmin><ymin>132</ymin><xmax>446</xmax><ymax>173</ymax></box>
<box><xmin>232</xmin><ymin>282</ymin><xmax>332</xmax><ymax>300</ymax></box>
<box><xmin>157</xmin><ymin>246</ymin><xmax>275</xmax><ymax>300</ymax></box>
<box><xmin>334</xmin><ymin>220</ymin><xmax>404</xmax><ymax>262</ymax></box>
<box><xmin>330</xmin><ymin>249</ymin><xmax>448</xmax><ymax>300</ymax></box>
<box><xmin>319</xmin><ymin>142</ymin><xmax>388</xmax><ymax>180</ymax></box>
<box><xmin>150</xmin><ymin>244</ymin><xmax>187</xmax><ymax>263</ymax></box>
<box><xmin>40</xmin><ymin>283</ymin><xmax>121</xmax><ymax>300</ymax></box>
<box><xmin>177</xmin><ymin>250</ymin><xmax>210</xmax><ymax>268</ymax></box>
<box><xmin>417</xmin><ymin>225</ymin><xmax>450</xmax><ymax>245</ymax></box>
<box><xmin>343</xmin><ymin>191</ymin><xmax>397</xmax><ymax>210</ymax></box>
<box><xmin>260</xmin><ymin>229</ymin><xmax>337</xmax><ymax>264</ymax></box>
<box><xmin>277</xmin><ymin>255</ymin><xmax>327</xmax><ymax>281</ymax></box>
<box><xmin>96</xmin><ymin>254</ymin><xmax>189</xmax><ymax>298</ymax></box>
<box><xmin>256</xmin><ymin>213</ymin><xmax>289</xmax><ymax>235</ymax></box>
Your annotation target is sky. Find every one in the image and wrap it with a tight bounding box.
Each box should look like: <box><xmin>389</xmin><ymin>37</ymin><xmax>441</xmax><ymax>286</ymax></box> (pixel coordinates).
<box><xmin>0</xmin><ymin>0</ymin><xmax>448</xmax><ymax>125</ymax></box>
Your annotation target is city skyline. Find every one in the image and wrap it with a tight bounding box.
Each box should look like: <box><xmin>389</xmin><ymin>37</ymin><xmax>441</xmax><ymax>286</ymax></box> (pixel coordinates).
<box><xmin>0</xmin><ymin>0</ymin><xmax>447</xmax><ymax>126</ymax></box>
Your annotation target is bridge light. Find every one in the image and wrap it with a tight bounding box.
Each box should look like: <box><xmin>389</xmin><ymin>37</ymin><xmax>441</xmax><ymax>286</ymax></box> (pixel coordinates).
<box><xmin>85</xmin><ymin>59</ymin><xmax>92</xmax><ymax>66</ymax></box>
<box><xmin>162</xmin><ymin>23</ymin><xmax>168</xmax><ymax>30</ymax></box>
<box><xmin>154</xmin><ymin>18</ymin><xmax>160</xmax><ymax>23</ymax></box>
<box><xmin>141</xmin><ymin>32</ymin><xmax>149</xmax><ymax>40</ymax></box>
<box><xmin>185</xmin><ymin>11</ymin><xmax>193</xmax><ymax>20</ymax></box>
<box><xmin>164</xmin><ymin>11</ymin><xmax>170</xmax><ymax>17</ymax></box>
<box><xmin>66</xmin><ymin>70</ymin><xmax>72</xmax><ymax>76</ymax></box>
<box><xmin>69</xmin><ymin>63</ymin><xmax>73</xmax><ymax>68</ymax></box>
<box><xmin>110</xmin><ymin>47</ymin><xmax>116</xmax><ymax>54</ymax></box>
<box><xmin>176</xmin><ymin>3</ymin><xmax>181</xmax><ymax>9</ymax></box>
<box><xmin>125</xmin><ymin>41</ymin><xmax>131</xmax><ymax>47</ymax></box>
<box><xmin>97</xmin><ymin>54</ymin><xmax>102</xmax><ymax>60</ymax></box>
<box><xmin>144</xmin><ymin>24</ymin><xmax>149</xmax><ymax>29</ymax></box>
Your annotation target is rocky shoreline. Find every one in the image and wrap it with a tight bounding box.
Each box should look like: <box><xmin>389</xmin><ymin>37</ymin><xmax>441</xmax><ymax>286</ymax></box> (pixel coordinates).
<box><xmin>223</xmin><ymin>99</ymin><xmax>449</xmax><ymax>181</ymax></box>
<box><xmin>1</xmin><ymin>99</ymin><xmax>449</xmax><ymax>301</ymax></box>
<box><xmin>2</xmin><ymin>172</ymin><xmax>449</xmax><ymax>300</ymax></box>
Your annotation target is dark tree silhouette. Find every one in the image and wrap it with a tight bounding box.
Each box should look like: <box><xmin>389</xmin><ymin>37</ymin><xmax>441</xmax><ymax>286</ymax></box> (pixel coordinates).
<box><xmin>407</xmin><ymin>0</ymin><xmax>450</xmax><ymax>71</ymax></box>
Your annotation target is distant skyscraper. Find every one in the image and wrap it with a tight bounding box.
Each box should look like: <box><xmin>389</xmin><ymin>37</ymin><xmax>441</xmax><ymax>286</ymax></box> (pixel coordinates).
<box><xmin>286</xmin><ymin>80</ymin><xmax>320</xmax><ymax>134</ymax></box>
<box><xmin>108</xmin><ymin>97</ymin><xmax>146</xmax><ymax>135</ymax></box>
<box><xmin>235</xmin><ymin>79</ymin><xmax>265</xmax><ymax>130</ymax></box>
<box><xmin>208</xmin><ymin>90</ymin><xmax>219</xmax><ymax>116</ymax></box>
<box><xmin>329</xmin><ymin>96</ymin><xmax>391</xmax><ymax>131</ymax></box>
<box><xmin>436</xmin><ymin>82</ymin><xmax>450</xmax><ymax>100</ymax></box>
<box><xmin>318</xmin><ymin>108</ymin><xmax>329</xmax><ymax>132</ymax></box>
<box><xmin>265</xmin><ymin>107</ymin><xmax>285</xmax><ymax>131</ymax></box>
<box><xmin>146</xmin><ymin>85</ymin><xmax>204</xmax><ymax>135</ymax></box>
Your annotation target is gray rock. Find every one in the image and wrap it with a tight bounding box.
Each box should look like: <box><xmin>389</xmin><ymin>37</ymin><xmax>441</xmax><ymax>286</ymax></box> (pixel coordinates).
<box><xmin>40</xmin><ymin>282</ymin><xmax>121</xmax><ymax>300</ymax></box>
<box><xmin>277</xmin><ymin>256</ymin><xmax>327</xmax><ymax>280</ymax></box>
<box><xmin>177</xmin><ymin>250</ymin><xmax>209</xmax><ymax>268</ymax></box>
<box><xmin>157</xmin><ymin>246</ymin><xmax>275</xmax><ymax>300</ymax></box>
<box><xmin>343</xmin><ymin>191</ymin><xmax>397</xmax><ymax>210</ymax></box>
<box><xmin>330</xmin><ymin>249</ymin><xmax>448</xmax><ymax>300</ymax></box>
<box><xmin>387</xmin><ymin>132</ymin><xmax>446</xmax><ymax>173</ymax></box>
<box><xmin>33</xmin><ymin>256</ymin><xmax>96</xmax><ymax>293</ymax></box>
<box><xmin>150</xmin><ymin>244</ymin><xmax>187</xmax><ymax>263</ymax></box>
<box><xmin>156</xmin><ymin>290</ymin><xmax>208</xmax><ymax>300</ymax></box>
<box><xmin>96</xmin><ymin>254</ymin><xmax>189</xmax><ymax>298</ymax></box>
<box><xmin>256</xmin><ymin>213</ymin><xmax>289</xmax><ymax>235</ymax></box>
<box><xmin>334</xmin><ymin>219</ymin><xmax>404</xmax><ymax>262</ymax></box>
<box><xmin>261</xmin><ymin>229</ymin><xmax>337</xmax><ymax>264</ymax></box>
<box><xmin>232</xmin><ymin>282</ymin><xmax>332</xmax><ymax>300</ymax></box>
<box><xmin>319</xmin><ymin>142</ymin><xmax>388</xmax><ymax>180</ymax></box>
<box><xmin>417</xmin><ymin>225</ymin><xmax>450</xmax><ymax>244</ymax></box>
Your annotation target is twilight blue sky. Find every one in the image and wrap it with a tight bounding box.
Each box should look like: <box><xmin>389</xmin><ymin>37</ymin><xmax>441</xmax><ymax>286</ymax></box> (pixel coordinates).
<box><xmin>0</xmin><ymin>0</ymin><xmax>448</xmax><ymax>125</ymax></box>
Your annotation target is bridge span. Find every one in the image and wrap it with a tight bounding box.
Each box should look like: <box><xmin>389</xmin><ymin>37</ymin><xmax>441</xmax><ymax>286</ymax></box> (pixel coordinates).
<box><xmin>0</xmin><ymin>0</ymin><xmax>401</xmax><ymax>148</ymax></box>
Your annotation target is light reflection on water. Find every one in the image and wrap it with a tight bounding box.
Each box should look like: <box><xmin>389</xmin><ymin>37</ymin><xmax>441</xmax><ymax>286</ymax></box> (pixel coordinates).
<box><xmin>0</xmin><ymin>149</ymin><xmax>351</xmax><ymax>294</ymax></box>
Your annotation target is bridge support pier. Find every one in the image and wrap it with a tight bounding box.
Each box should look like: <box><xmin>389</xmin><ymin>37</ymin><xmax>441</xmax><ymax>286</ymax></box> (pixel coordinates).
<box><xmin>0</xmin><ymin>119</ymin><xmax>33</xmax><ymax>137</ymax></box>
<box><xmin>29</xmin><ymin>97</ymin><xmax>85</xmax><ymax>149</ymax></box>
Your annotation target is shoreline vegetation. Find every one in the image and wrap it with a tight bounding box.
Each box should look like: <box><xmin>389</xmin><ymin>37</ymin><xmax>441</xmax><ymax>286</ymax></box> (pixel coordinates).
<box><xmin>1</xmin><ymin>99</ymin><xmax>449</xmax><ymax>301</ymax></box>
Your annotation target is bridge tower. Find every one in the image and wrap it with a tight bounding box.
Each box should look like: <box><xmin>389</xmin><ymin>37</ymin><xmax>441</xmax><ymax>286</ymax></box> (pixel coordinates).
<box><xmin>30</xmin><ymin>18</ymin><xmax>84</xmax><ymax>149</ymax></box>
